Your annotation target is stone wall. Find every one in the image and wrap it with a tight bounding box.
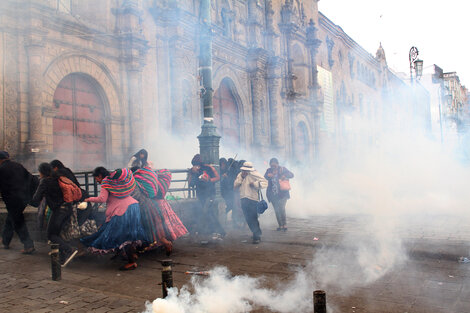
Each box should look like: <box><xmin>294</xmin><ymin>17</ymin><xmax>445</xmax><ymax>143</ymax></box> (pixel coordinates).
<box><xmin>0</xmin><ymin>0</ymin><xmax>416</xmax><ymax>170</ymax></box>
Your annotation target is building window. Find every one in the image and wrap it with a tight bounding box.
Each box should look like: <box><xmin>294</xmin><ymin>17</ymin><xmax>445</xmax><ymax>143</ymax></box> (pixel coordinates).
<box><xmin>326</xmin><ymin>36</ymin><xmax>335</xmax><ymax>68</ymax></box>
<box><xmin>317</xmin><ymin>66</ymin><xmax>335</xmax><ymax>134</ymax></box>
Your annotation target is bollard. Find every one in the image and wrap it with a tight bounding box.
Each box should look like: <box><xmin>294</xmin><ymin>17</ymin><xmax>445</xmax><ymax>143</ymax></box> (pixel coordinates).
<box><xmin>313</xmin><ymin>290</ymin><xmax>326</xmax><ymax>313</ymax></box>
<box><xmin>161</xmin><ymin>259</ymin><xmax>173</xmax><ymax>298</ymax></box>
<box><xmin>50</xmin><ymin>243</ymin><xmax>61</xmax><ymax>281</ymax></box>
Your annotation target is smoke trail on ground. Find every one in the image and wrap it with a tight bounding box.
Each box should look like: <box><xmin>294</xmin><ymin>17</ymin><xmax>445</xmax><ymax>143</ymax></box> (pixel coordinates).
<box><xmin>143</xmin><ymin>267</ymin><xmax>313</xmax><ymax>313</ymax></box>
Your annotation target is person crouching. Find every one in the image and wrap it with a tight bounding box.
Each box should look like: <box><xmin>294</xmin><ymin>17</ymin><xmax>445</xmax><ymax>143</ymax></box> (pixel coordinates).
<box><xmin>30</xmin><ymin>163</ymin><xmax>77</xmax><ymax>266</ymax></box>
<box><xmin>233</xmin><ymin>162</ymin><xmax>268</xmax><ymax>244</ymax></box>
<box><xmin>80</xmin><ymin>167</ymin><xmax>149</xmax><ymax>271</ymax></box>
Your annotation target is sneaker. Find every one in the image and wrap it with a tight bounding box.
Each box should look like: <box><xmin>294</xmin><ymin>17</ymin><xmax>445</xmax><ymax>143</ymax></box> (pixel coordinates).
<box><xmin>252</xmin><ymin>238</ymin><xmax>261</xmax><ymax>244</ymax></box>
<box><xmin>119</xmin><ymin>262</ymin><xmax>137</xmax><ymax>271</ymax></box>
<box><xmin>3</xmin><ymin>244</ymin><xmax>9</xmax><ymax>249</ymax></box>
<box><xmin>21</xmin><ymin>247</ymin><xmax>35</xmax><ymax>254</ymax></box>
<box><xmin>61</xmin><ymin>249</ymin><xmax>78</xmax><ymax>267</ymax></box>
<box><xmin>276</xmin><ymin>227</ymin><xmax>282</xmax><ymax>231</ymax></box>
<box><xmin>211</xmin><ymin>233</ymin><xmax>224</xmax><ymax>241</ymax></box>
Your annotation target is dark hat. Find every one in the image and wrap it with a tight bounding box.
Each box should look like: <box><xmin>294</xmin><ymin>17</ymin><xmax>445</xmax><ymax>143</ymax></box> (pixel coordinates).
<box><xmin>0</xmin><ymin>151</ymin><xmax>9</xmax><ymax>160</ymax></box>
<box><xmin>191</xmin><ymin>154</ymin><xmax>202</xmax><ymax>166</ymax></box>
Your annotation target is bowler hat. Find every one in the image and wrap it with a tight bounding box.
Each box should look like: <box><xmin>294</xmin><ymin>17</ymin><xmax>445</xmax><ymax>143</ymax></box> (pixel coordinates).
<box><xmin>0</xmin><ymin>151</ymin><xmax>9</xmax><ymax>160</ymax></box>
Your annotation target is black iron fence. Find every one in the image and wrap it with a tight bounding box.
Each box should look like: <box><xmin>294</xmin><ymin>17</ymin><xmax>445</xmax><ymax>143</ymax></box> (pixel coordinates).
<box><xmin>0</xmin><ymin>169</ymin><xmax>196</xmax><ymax>206</ymax></box>
<box><xmin>75</xmin><ymin>169</ymin><xmax>196</xmax><ymax>199</ymax></box>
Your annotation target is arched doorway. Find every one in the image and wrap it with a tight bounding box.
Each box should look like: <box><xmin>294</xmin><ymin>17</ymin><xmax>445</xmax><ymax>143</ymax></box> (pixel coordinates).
<box><xmin>213</xmin><ymin>78</ymin><xmax>240</xmax><ymax>145</ymax></box>
<box><xmin>294</xmin><ymin>122</ymin><xmax>309</xmax><ymax>162</ymax></box>
<box><xmin>52</xmin><ymin>74</ymin><xmax>107</xmax><ymax>170</ymax></box>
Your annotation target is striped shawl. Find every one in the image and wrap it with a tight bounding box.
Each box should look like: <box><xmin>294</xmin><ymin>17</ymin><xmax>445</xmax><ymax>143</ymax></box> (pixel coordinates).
<box><xmin>155</xmin><ymin>169</ymin><xmax>172</xmax><ymax>199</ymax></box>
<box><xmin>101</xmin><ymin>168</ymin><xmax>136</xmax><ymax>198</ymax></box>
<box><xmin>134</xmin><ymin>166</ymin><xmax>159</xmax><ymax>199</ymax></box>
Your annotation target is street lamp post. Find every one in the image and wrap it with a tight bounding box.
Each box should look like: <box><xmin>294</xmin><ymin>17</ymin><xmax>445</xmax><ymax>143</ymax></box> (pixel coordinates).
<box><xmin>197</xmin><ymin>0</ymin><xmax>225</xmax><ymax>220</ymax></box>
<box><xmin>409</xmin><ymin>46</ymin><xmax>423</xmax><ymax>84</ymax></box>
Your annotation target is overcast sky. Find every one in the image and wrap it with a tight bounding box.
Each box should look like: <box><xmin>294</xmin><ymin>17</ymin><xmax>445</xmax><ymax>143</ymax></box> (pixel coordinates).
<box><xmin>319</xmin><ymin>0</ymin><xmax>470</xmax><ymax>86</ymax></box>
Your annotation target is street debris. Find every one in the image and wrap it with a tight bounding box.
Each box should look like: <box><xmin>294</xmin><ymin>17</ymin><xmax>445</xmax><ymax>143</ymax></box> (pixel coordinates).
<box><xmin>458</xmin><ymin>257</ymin><xmax>470</xmax><ymax>263</ymax></box>
<box><xmin>59</xmin><ymin>301</ymin><xmax>69</xmax><ymax>305</ymax></box>
<box><xmin>185</xmin><ymin>271</ymin><xmax>210</xmax><ymax>276</ymax></box>
<box><xmin>313</xmin><ymin>237</ymin><xmax>319</xmax><ymax>241</ymax></box>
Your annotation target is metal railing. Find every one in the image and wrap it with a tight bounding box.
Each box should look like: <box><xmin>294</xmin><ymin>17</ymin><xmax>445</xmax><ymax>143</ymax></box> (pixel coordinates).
<box><xmin>75</xmin><ymin>169</ymin><xmax>196</xmax><ymax>199</ymax></box>
<box><xmin>0</xmin><ymin>169</ymin><xmax>196</xmax><ymax>206</ymax></box>
<box><xmin>164</xmin><ymin>169</ymin><xmax>196</xmax><ymax>199</ymax></box>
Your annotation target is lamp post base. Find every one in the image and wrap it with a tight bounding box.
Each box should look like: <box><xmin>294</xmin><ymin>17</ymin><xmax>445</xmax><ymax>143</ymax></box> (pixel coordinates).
<box><xmin>197</xmin><ymin>121</ymin><xmax>226</xmax><ymax>228</ymax></box>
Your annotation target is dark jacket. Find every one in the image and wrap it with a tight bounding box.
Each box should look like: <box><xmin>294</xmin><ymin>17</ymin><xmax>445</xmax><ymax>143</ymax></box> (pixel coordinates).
<box><xmin>30</xmin><ymin>177</ymin><xmax>65</xmax><ymax>212</ymax></box>
<box><xmin>264</xmin><ymin>166</ymin><xmax>294</xmax><ymax>203</ymax></box>
<box><xmin>0</xmin><ymin>160</ymin><xmax>39</xmax><ymax>208</ymax></box>
<box><xmin>188</xmin><ymin>164</ymin><xmax>220</xmax><ymax>202</ymax></box>
<box><xmin>220</xmin><ymin>167</ymin><xmax>232</xmax><ymax>198</ymax></box>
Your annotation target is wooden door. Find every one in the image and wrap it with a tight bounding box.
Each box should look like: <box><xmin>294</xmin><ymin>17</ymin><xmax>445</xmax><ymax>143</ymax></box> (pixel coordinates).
<box><xmin>53</xmin><ymin>74</ymin><xmax>106</xmax><ymax>170</ymax></box>
<box><xmin>213</xmin><ymin>80</ymin><xmax>240</xmax><ymax>144</ymax></box>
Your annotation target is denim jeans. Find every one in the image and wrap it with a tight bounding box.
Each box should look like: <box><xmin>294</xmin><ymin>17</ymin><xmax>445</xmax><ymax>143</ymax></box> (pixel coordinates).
<box><xmin>240</xmin><ymin>198</ymin><xmax>262</xmax><ymax>240</ymax></box>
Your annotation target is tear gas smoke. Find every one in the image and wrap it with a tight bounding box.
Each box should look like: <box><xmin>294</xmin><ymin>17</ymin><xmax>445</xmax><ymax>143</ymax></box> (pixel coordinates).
<box><xmin>140</xmin><ymin>111</ymin><xmax>470</xmax><ymax>312</ymax></box>
<box><xmin>143</xmin><ymin>267</ymin><xmax>315</xmax><ymax>313</ymax></box>
<box><xmin>134</xmin><ymin>5</ymin><xmax>470</xmax><ymax>308</ymax></box>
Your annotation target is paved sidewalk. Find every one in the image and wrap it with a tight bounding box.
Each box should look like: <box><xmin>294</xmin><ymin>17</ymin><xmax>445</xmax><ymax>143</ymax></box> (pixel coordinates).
<box><xmin>1</xmin><ymin>213</ymin><xmax>470</xmax><ymax>312</ymax></box>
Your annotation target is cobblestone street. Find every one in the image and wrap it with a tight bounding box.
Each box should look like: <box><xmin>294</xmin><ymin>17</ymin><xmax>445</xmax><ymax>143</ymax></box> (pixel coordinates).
<box><xmin>2</xmin><ymin>212</ymin><xmax>470</xmax><ymax>313</ymax></box>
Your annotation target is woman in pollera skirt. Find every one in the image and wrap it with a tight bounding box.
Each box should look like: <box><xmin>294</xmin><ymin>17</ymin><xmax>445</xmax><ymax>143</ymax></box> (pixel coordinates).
<box><xmin>80</xmin><ymin>167</ymin><xmax>149</xmax><ymax>271</ymax></box>
<box><xmin>131</xmin><ymin>166</ymin><xmax>188</xmax><ymax>255</ymax></box>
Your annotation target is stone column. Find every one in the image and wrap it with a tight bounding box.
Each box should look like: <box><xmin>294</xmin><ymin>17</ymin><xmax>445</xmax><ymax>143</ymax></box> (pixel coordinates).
<box><xmin>117</xmin><ymin>0</ymin><xmax>148</xmax><ymax>153</ymax></box>
<box><xmin>306</xmin><ymin>19</ymin><xmax>322</xmax><ymax>159</ymax></box>
<box><xmin>279</xmin><ymin>0</ymin><xmax>299</xmax><ymax>100</ymax></box>
<box><xmin>278</xmin><ymin>1</ymin><xmax>299</xmax><ymax>157</ymax></box>
<box><xmin>267</xmin><ymin>56</ymin><xmax>284</xmax><ymax>150</ymax></box>
<box><xmin>247</xmin><ymin>0</ymin><xmax>263</xmax><ymax>48</ymax></box>
<box><xmin>25</xmin><ymin>28</ymin><xmax>48</xmax><ymax>167</ymax></box>
<box><xmin>250</xmin><ymin>70</ymin><xmax>263</xmax><ymax>145</ymax></box>
<box><xmin>127</xmin><ymin>67</ymin><xmax>145</xmax><ymax>149</ymax></box>
<box><xmin>167</xmin><ymin>20</ymin><xmax>186</xmax><ymax>134</ymax></box>
<box><xmin>264</xmin><ymin>1</ymin><xmax>284</xmax><ymax>153</ymax></box>
<box><xmin>248</xmin><ymin>49</ymin><xmax>269</xmax><ymax>152</ymax></box>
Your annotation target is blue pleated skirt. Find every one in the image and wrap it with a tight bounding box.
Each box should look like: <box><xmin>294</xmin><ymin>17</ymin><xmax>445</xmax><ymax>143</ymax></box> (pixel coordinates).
<box><xmin>80</xmin><ymin>203</ymin><xmax>149</xmax><ymax>254</ymax></box>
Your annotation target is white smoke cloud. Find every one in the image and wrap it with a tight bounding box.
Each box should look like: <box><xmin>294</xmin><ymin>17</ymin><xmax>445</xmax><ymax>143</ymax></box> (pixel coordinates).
<box><xmin>143</xmin><ymin>267</ymin><xmax>314</xmax><ymax>313</ymax></box>
<box><xmin>139</xmin><ymin>110</ymin><xmax>470</xmax><ymax>311</ymax></box>
<box><xmin>288</xmin><ymin>129</ymin><xmax>470</xmax><ymax>218</ymax></box>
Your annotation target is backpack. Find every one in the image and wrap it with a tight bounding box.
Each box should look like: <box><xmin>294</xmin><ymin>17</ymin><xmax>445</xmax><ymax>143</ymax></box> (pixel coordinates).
<box><xmin>58</xmin><ymin>176</ymin><xmax>82</xmax><ymax>203</ymax></box>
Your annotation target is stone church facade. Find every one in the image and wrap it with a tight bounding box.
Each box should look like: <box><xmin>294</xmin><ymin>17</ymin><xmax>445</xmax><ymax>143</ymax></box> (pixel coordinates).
<box><xmin>0</xmin><ymin>0</ymin><xmax>414</xmax><ymax>170</ymax></box>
